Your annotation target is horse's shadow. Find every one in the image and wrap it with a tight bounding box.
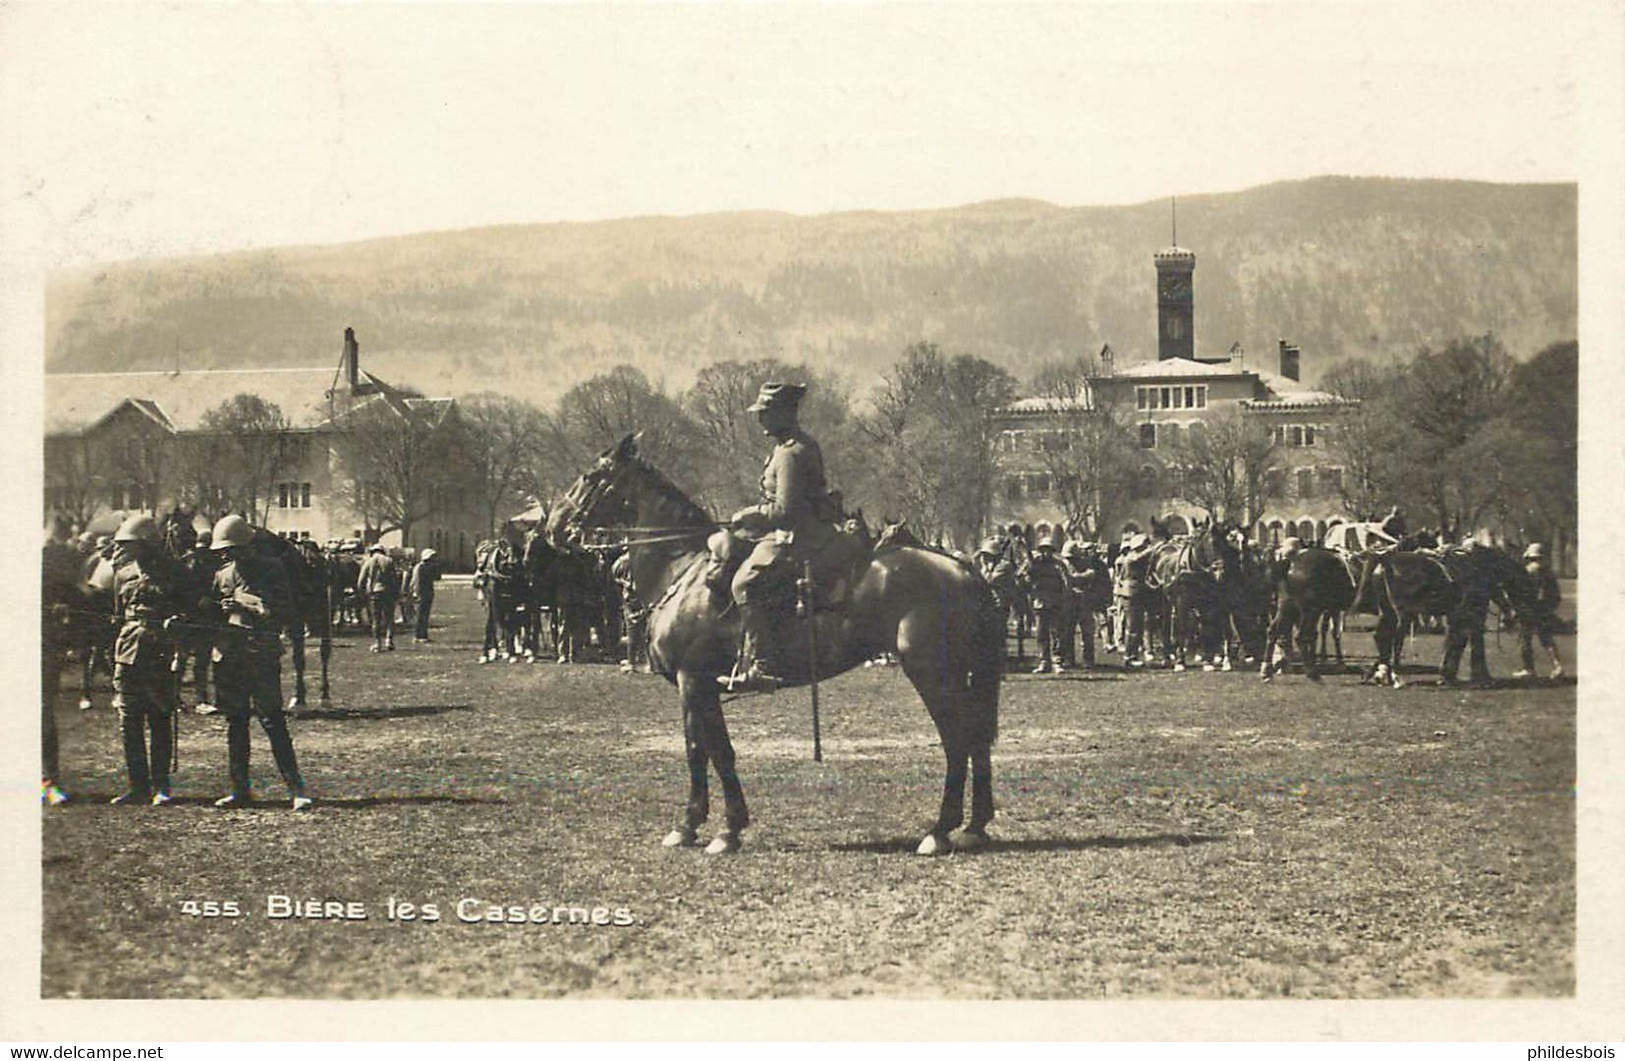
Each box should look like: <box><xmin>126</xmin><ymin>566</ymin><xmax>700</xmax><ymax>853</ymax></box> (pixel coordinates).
<box><xmin>828</xmin><ymin>832</ymin><xmax>1225</xmax><ymax>855</ymax></box>
<box><xmin>53</xmin><ymin>792</ymin><xmax>503</xmax><ymax>809</ymax></box>
<box><xmin>295</xmin><ymin>704</ymin><xmax>473</xmax><ymax>721</ymax></box>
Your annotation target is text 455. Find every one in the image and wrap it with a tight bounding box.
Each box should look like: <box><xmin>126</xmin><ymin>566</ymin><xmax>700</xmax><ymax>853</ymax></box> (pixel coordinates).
<box><xmin>180</xmin><ymin>900</ymin><xmax>242</xmax><ymax>917</ymax></box>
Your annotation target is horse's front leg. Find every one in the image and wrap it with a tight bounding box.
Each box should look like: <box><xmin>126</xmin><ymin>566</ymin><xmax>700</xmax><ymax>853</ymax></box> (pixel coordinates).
<box><xmin>680</xmin><ymin>672</ymin><xmax>748</xmax><ymax>854</ymax></box>
<box><xmin>662</xmin><ymin>673</ymin><xmax>708</xmax><ymax>848</ymax></box>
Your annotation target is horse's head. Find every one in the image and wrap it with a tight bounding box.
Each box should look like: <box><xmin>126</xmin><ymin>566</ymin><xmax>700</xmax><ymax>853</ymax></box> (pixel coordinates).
<box><xmin>546</xmin><ymin>434</ymin><xmax>641</xmax><ymax>549</ymax></box>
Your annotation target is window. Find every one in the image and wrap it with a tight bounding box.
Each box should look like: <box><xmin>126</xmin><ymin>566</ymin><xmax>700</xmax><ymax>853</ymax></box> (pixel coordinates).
<box><xmin>301</xmin><ymin>483</ymin><xmax>311</xmax><ymax>508</ymax></box>
<box><xmin>1303</xmin><ymin>425</ymin><xmax>1316</xmax><ymax>446</ymax></box>
<box><xmin>1139</xmin><ymin>423</ymin><xmax>1157</xmax><ymax>449</ymax></box>
<box><xmin>1137</xmin><ymin>389</ymin><xmax>1149</xmax><ymax>411</ymax></box>
<box><xmin>1137</xmin><ymin>385</ymin><xmax>1207</xmax><ymax>411</ymax></box>
<box><xmin>1289</xmin><ymin>425</ymin><xmax>1304</xmax><ymax>447</ymax></box>
<box><xmin>1297</xmin><ymin>469</ymin><xmax>1315</xmax><ymax>498</ymax></box>
<box><xmin>1160</xmin><ymin>387</ymin><xmax>1172</xmax><ymax>409</ymax></box>
<box><xmin>1320</xmin><ymin>467</ymin><xmax>1343</xmax><ymax>495</ymax></box>
<box><xmin>1005</xmin><ymin>477</ymin><xmax>1022</xmax><ymax>502</ymax></box>
<box><xmin>279</xmin><ymin>482</ymin><xmax>313</xmax><ymax>509</ymax></box>
<box><xmin>1265</xmin><ymin>469</ymin><xmax>1286</xmax><ymax>499</ymax></box>
<box><xmin>279</xmin><ymin>483</ymin><xmax>290</xmax><ymax>509</ymax></box>
<box><xmin>1031</xmin><ymin>473</ymin><xmax>1050</xmax><ymax>498</ymax></box>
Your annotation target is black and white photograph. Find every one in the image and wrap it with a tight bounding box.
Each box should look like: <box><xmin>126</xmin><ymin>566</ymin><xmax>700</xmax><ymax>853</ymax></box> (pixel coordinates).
<box><xmin>2</xmin><ymin>0</ymin><xmax>1621</xmax><ymax>1043</ymax></box>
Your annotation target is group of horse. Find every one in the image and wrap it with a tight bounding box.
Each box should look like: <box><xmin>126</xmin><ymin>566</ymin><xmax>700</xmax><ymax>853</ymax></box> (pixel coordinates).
<box><xmin>471</xmin><ymin>529</ymin><xmax>617</xmax><ymax>666</ymax></box>
<box><xmin>980</xmin><ymin>514</ymin><xmax>1542</xmax><ymax>689</ymax></box>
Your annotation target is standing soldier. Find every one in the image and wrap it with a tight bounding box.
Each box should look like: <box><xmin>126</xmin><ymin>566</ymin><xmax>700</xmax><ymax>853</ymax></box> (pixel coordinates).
<box><xmin>1115</xmin><ymin>533</ymin><xmax>1154</xmax><ymax>668</ymax></box>
<box><xmin>206</xmin><ymin>515</ymin><xmax>311</xmax><ymax>810</ymax></box>
<box><xmin>410</xmin><ymin>548</ymin><xmax>440</xmax><ymax>643</ymax></box>
<box><xmin>106</xmin><ymin>514</ymin><xmax>183</xmax><ymax>806</ymax></box>
<box><xmin>612</xmin><ymin>551</ymin><xmax>650</xmax><ymax>674</ymax></box>
<box><xmin>1514</xmin><ymin>543</ymin><xmax>1565</xmax><ymax>680</ymax></box>
<box><xmin>41</xmin><ymin>524</ymin><xmax>81</xmax><ymax>804</ymax></box>
<box><xmin>1022</xmin><ymin>536</ymin><xmax>1072</xmax><ymax>674</ymax></box>
<box><xmin>356</xmin><ymin>543</ymin><xmax>399</xmax><ymax>652</ymax></box>
<box><xmin>181</xmin><ymin>529</ymin><xmax>222</xmax><ymax>713</ymax></box>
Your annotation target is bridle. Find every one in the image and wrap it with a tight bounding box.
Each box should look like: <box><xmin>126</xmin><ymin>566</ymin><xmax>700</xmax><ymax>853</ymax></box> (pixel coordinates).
<box><xmin>555</xmin><ymin>456</ymin><xmax>718</xmax><ymax>552</ymax></box>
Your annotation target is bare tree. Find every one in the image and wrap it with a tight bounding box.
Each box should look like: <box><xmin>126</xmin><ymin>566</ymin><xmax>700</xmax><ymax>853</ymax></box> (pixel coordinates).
<box><xmin>333</xmin><ymin>394</ymin><xmax>458</xmax><ymax>545</ymax></box>
<box><xmin>545</xmin><ymin>366</ymin><xmax>708</xmax><ymax>499</ymax></box>
<box><xmin>43</xmin><ymin>433</ymin><xmax>105</xmax><ymax>531</ymax></box>
<box><xmin>851</xmin><ymin>342</ymin><xmax>1016</xmax><ymax>547</ymax></box>
<box><xmin>180</xmin><ymin>394</ymin><xmax>293</xmax><ymax>522</ymax></box>
<box><xmin>1162</xmin><ymin>405</ymin><xmax>1279</xmax><ymax>526</ymax></box>
<box><xmin>1025</xmin><ymin>353</ymin><xmax>1138</xmax><ymax>537</ymax></box>
<box><xmin>460</xmin><ymin>393</ymin><xmax>550</xmax><ymax>536</ymax></box>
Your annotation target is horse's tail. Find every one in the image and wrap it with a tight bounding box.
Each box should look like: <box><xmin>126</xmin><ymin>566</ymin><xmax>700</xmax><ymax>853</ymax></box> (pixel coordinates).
<box><xmin>966</xmin><ymin>578</ymin><xmax>1003</xmax><ymax>749</ymax></box>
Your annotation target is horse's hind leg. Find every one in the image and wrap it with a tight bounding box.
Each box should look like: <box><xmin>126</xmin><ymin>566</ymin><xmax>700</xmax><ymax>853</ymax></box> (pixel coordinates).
<box><xmin>899</xmin><ymin>654</ymin><xmax>971</xmax><ymax>855</ymax></box>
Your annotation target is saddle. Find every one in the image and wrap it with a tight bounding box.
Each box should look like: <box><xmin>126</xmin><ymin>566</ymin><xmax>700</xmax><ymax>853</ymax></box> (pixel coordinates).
<box><xmin>706</xmin><ymin>525</ymin><xmax>871</xmax><ymax>613</ymax></box>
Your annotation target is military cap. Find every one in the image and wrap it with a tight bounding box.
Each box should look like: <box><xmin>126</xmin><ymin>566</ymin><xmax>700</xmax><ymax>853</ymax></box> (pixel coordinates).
<box><xmin>747</xmin><ymin>381</ymin><xmax>807</xmax><ymax>412</ymax></box>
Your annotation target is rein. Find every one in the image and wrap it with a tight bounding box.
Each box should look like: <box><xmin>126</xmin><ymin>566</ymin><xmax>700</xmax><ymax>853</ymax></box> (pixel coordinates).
<box><xmin>578</xmin><ymin>525</ymin><xmax>717</xmax><ymax>552</ymax></box>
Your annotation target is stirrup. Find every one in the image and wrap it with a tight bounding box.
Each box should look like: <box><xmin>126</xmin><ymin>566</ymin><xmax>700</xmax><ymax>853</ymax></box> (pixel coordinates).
<box><xmin>719</xmin><ymin>664</ymin><xmax>784</xmax><ymax>693</ymax></box>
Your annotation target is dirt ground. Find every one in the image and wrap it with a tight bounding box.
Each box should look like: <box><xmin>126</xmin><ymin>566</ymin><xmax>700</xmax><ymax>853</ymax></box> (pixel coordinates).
<box><xmin>41</xmin><ymin>582</ymin><xmax>1575</xmax><ymax>999</ymax></box>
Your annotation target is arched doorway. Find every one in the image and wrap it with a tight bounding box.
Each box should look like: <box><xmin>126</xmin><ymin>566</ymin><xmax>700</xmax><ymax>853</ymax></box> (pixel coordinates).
<box><xmin>1163</xmin><ymin>514</ymin><xmax>1189</xmax><ymax>536</ymax></box>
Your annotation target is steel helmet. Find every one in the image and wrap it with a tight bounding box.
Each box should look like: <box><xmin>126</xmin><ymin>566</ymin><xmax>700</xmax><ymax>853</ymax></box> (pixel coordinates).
<box><xmin>1127</xmin><ymin>533</ymin><xmax>1149</xmax><ymax>551</ymax></box>
<box><xmin>420</xmin><ymin>548</ymin><xmax>436</xmax><ymax>561</ymax></box>
<box><xmin>87</xmin><ymin>556</ymin><xmax>116</xmax><ymax>593</ymax></box>
<box><xmin>210</xmin><ymin>514</ymin><xmax>253</xmax><ymax>550</ymax></box>
<box><xmin>1523</xmin><ymin>542</ymin><xmax>1544</xmax><ymax>560</ymax></box>
<box><xmin>976</xmin><ymin>537</ymin><xmax>1001</xmax><ymax>557</ymax></box>
<box><xmin>1035</xmin><ymin>536</ymin><xmax>1056</xmax><ymax>552</ymax></box>
<box><xmin>114</xmin><ymin>514</ymin><xmax>160</xmax><ymax>543</ymax></box>
<box><xmin>1061</xmin><ymin>540</ymin><xmax>1082</xmax><ymax>559</ymax></box>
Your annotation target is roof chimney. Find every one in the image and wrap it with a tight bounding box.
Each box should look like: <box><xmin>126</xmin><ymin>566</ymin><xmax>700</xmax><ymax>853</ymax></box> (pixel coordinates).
<box><xmin>1278</xmin><ymin>339</ymin><xmax>1301</xmax><ymax>382</ymax></box>
<box><xmin>1229</xmin><ymin>341</ymin><xmax>1245</xmax><ymax>370</ymax></box>
<box><xmin>344</xmin><ymin>327</ymin><xmax>360</xmax><ymax>393</ymax></box>
<box><xmin>1099</xmin><ymin>343</ymin><xmax>1116</xmax><ymax>377</ymax></box>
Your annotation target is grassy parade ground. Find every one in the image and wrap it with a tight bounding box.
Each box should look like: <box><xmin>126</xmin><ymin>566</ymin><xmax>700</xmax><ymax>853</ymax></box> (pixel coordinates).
<box><xmin>41</xmin><ymin>581</ymin><xmax>1575</xmax><ymax>999</ymax></box>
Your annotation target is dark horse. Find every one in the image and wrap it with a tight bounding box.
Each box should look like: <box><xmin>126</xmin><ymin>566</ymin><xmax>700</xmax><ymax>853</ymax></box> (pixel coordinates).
<box><xmin>1146</xmin><ymin>518</ymin><xmax>1240</xmax><ymax>671</ymax></box>
<box><xmin>250</xmin><ymin>531</ymin><xmax>334</xmax><ymax>710</ymax></box>
<box><xmin>1259</xmin><ymin>547</ymin><xmax>1356</xmax><ymax>682</ymax></box>
<box><xmin>1356</xmin><ymin>544</ymin><xmax>1535</xmax><ymax>688</ymax></box>
<box><xmin>547</xmin><ymin>435</ymin><xmax>1004</xmax><ymax>856</ymax></box>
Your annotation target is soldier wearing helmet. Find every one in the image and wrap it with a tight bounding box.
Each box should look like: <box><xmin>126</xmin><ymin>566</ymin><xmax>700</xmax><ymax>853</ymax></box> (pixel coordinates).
<box><xmin>1513</xmin><ymin>542</ymin><xmax>1564</xmax><ymax>680</ymax></box>
<box><xmin>207</xmin><ymin>514</ymin><xmax>310</xmax><ymax>810</ymax></box>
<box><xmin>1114</xmin><ymin>531</ymin><xmax>1155</xmax><ymax>667</ymax></box>
<box><xmin>611</xmin><ymin>551</ymin><xmax>650</xmax><ymax>674</ymax></box>
<box><xmin>107</xmin><ymin>513</ymin><xmax>184</xmax><ymax>806</ymax></box>
<box><xmin>1021</xmin><ymin>535</ymin><xmax>1072</xmax><ymax>674</ymax></box>
<box><xmin>179</xmin><ymin>526</ymin><xmax>222</xmax><ymax>713</ymax></box>
<box><xmin>720</xmin><ymin>381</ymin><xmax>842</xmax><ymax>692</ymax></box>
<box><xmin>40</xmin><ymin>523</ymin><xmax>81</xmax><ymax>805</ymax></box>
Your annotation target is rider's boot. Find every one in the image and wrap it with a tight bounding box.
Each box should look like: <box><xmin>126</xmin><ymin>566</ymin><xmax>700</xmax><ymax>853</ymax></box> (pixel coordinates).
<box><xmin>720</xmin><ymin>605</ymin><xmax>787</xmax><ymax>693</ymax></box>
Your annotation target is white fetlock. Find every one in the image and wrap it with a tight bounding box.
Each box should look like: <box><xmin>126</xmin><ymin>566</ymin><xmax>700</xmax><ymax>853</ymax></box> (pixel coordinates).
<box><xmin>1173</xmin><ymin>662</ymin><xmax>1186</xmax><ymax>673</ymax></box>
<box><xmin>661</xmin><ymin>827</ymin><xmax>700</xmax><ymax>848</ymax></box>
<box><xmin>1221</xmin><ymin>661</ymin><xmax>1233</xmax><ymax>672</ymax></box>
<box><xmin>915</xmin><ymin>833</ymin><xmax>950</xmax><ymax>857</ymax></box>
<box><xmin>288</xmin><ymin>695</ymin><xmax>304</xmax><ymax>710</ymax></box>
<box><xmin>1202</xmin><ymin>663</ymin><xmax>1216</xmax><ymax>673</ymax></box>
<box><xmin>704</xmin><ymin>832</ymin><xmax>741</xmax><ymax>855</ymax></box>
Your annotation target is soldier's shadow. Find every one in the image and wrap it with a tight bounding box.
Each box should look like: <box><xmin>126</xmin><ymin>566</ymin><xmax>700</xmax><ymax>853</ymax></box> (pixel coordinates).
<box><xmin>295</xmin><ymin>704</ymin><xmax>473</xmax><ymax>721</ymax></box>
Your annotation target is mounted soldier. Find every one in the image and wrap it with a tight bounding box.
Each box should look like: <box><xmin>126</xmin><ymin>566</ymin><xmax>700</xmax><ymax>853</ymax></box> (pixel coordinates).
<box><xmin>717</xmin><ymin>381</ymin><xmax>849</xmax><ymax>693</ymax></box>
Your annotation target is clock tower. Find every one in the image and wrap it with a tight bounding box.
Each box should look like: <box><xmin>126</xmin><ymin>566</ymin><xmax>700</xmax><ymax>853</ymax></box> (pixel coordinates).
<box><xmin>1154</xmin><ymin>245</ymin><xmax>1196</xmax><ymax>362</ymax></box>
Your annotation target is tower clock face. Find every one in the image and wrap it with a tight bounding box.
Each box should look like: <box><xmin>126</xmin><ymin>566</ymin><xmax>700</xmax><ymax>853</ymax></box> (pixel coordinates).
<box><xmin>1161</xmin><ymin>275</ymin><xmax>1192</xmax><ymax>301</ymax></box>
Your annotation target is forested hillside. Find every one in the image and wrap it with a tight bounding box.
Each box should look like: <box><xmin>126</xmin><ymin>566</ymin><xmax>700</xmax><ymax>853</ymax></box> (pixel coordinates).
<box><xmin>46</xmin><ymin>176</ymin><xmax>1576</xmax><ymax>406</ymax></box>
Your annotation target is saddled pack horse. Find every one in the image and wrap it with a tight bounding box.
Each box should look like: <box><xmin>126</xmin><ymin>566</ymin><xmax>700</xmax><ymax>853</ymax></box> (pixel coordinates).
<box><xmin>1356</xmin><ymin>545</ymin><xmax>1535</xmax><ymax>688</ymax></box>
<box><xmin>548</xmin><ymin>434</ymin><xmax>1004</xmax><ymax>856</ymax></box>
<box><xmin>1260</xmin><ymin>546</ymin><xmax>1357</xmax><ymax>681</ymax></box>
<box><xmin>1146</xmin><ymin>518</ymin><xmax>1240</xmax><ymax>671</ymax></box>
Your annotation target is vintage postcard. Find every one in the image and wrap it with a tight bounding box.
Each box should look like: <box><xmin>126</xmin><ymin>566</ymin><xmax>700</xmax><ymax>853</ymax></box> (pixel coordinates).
<box><xmin>1</xmin><ymin>0</ymin><xmax>1620</xmax><ymax>1043</ymax></box>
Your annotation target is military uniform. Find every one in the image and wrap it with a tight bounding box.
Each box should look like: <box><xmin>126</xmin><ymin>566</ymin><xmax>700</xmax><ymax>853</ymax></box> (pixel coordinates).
<box><xmin>180</xmin><ymin>540</ymin><xmax>222</xmax><ymax>709</ymax></box>
<box><xmin>1022</xmin><ymin>544</ymin><xmax>1072</xmax><ymax>673</ymax></box>
<box><xmin>1516</xmin><ymin>549</ymin><xmax>1564</xmax><ymax>678</ymax></box>
<box><xmin>730</xmin><ymin>426</ymin><xmax>838</xmax><ymax>607</ymax></box>
<box><xmin>1114</xmin><ymin>536</ymin><xmax>1154</xmax><ymax>665</ymax></box>
<box><xmin>109</xmin><ymin>545</ymin><xmax>182</xmax><ymax>803</ymax></box>
<box><xmin>211</xmin><ymin>545</ymin><xmax>307</xmax><ymax>806</ymax></box>
<box><xmin>356</xmin><ymin>547</ymin><xmax>399</xmax><ymax>651</ymax></box>
<box><xmin>41</xmin><ymin>537</ymin><xmax>81</xmax><ymax>802</ymax></box>
<box><xmin>612</xmin><ymin>553</ymin><xmax>649</xmax><ymax>673</ymax></box>
<box><xmin>409</xmin><ymin>549</ymin><xmax>440</xmax><ymax>642</ymax></box>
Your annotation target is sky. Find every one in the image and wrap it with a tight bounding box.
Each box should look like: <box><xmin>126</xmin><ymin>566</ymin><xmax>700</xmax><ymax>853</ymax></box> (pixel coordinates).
<box><xmin>0</xmin><ymin>1</ymin><xmax>1602</xmax><ymax>272</ymax></box>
